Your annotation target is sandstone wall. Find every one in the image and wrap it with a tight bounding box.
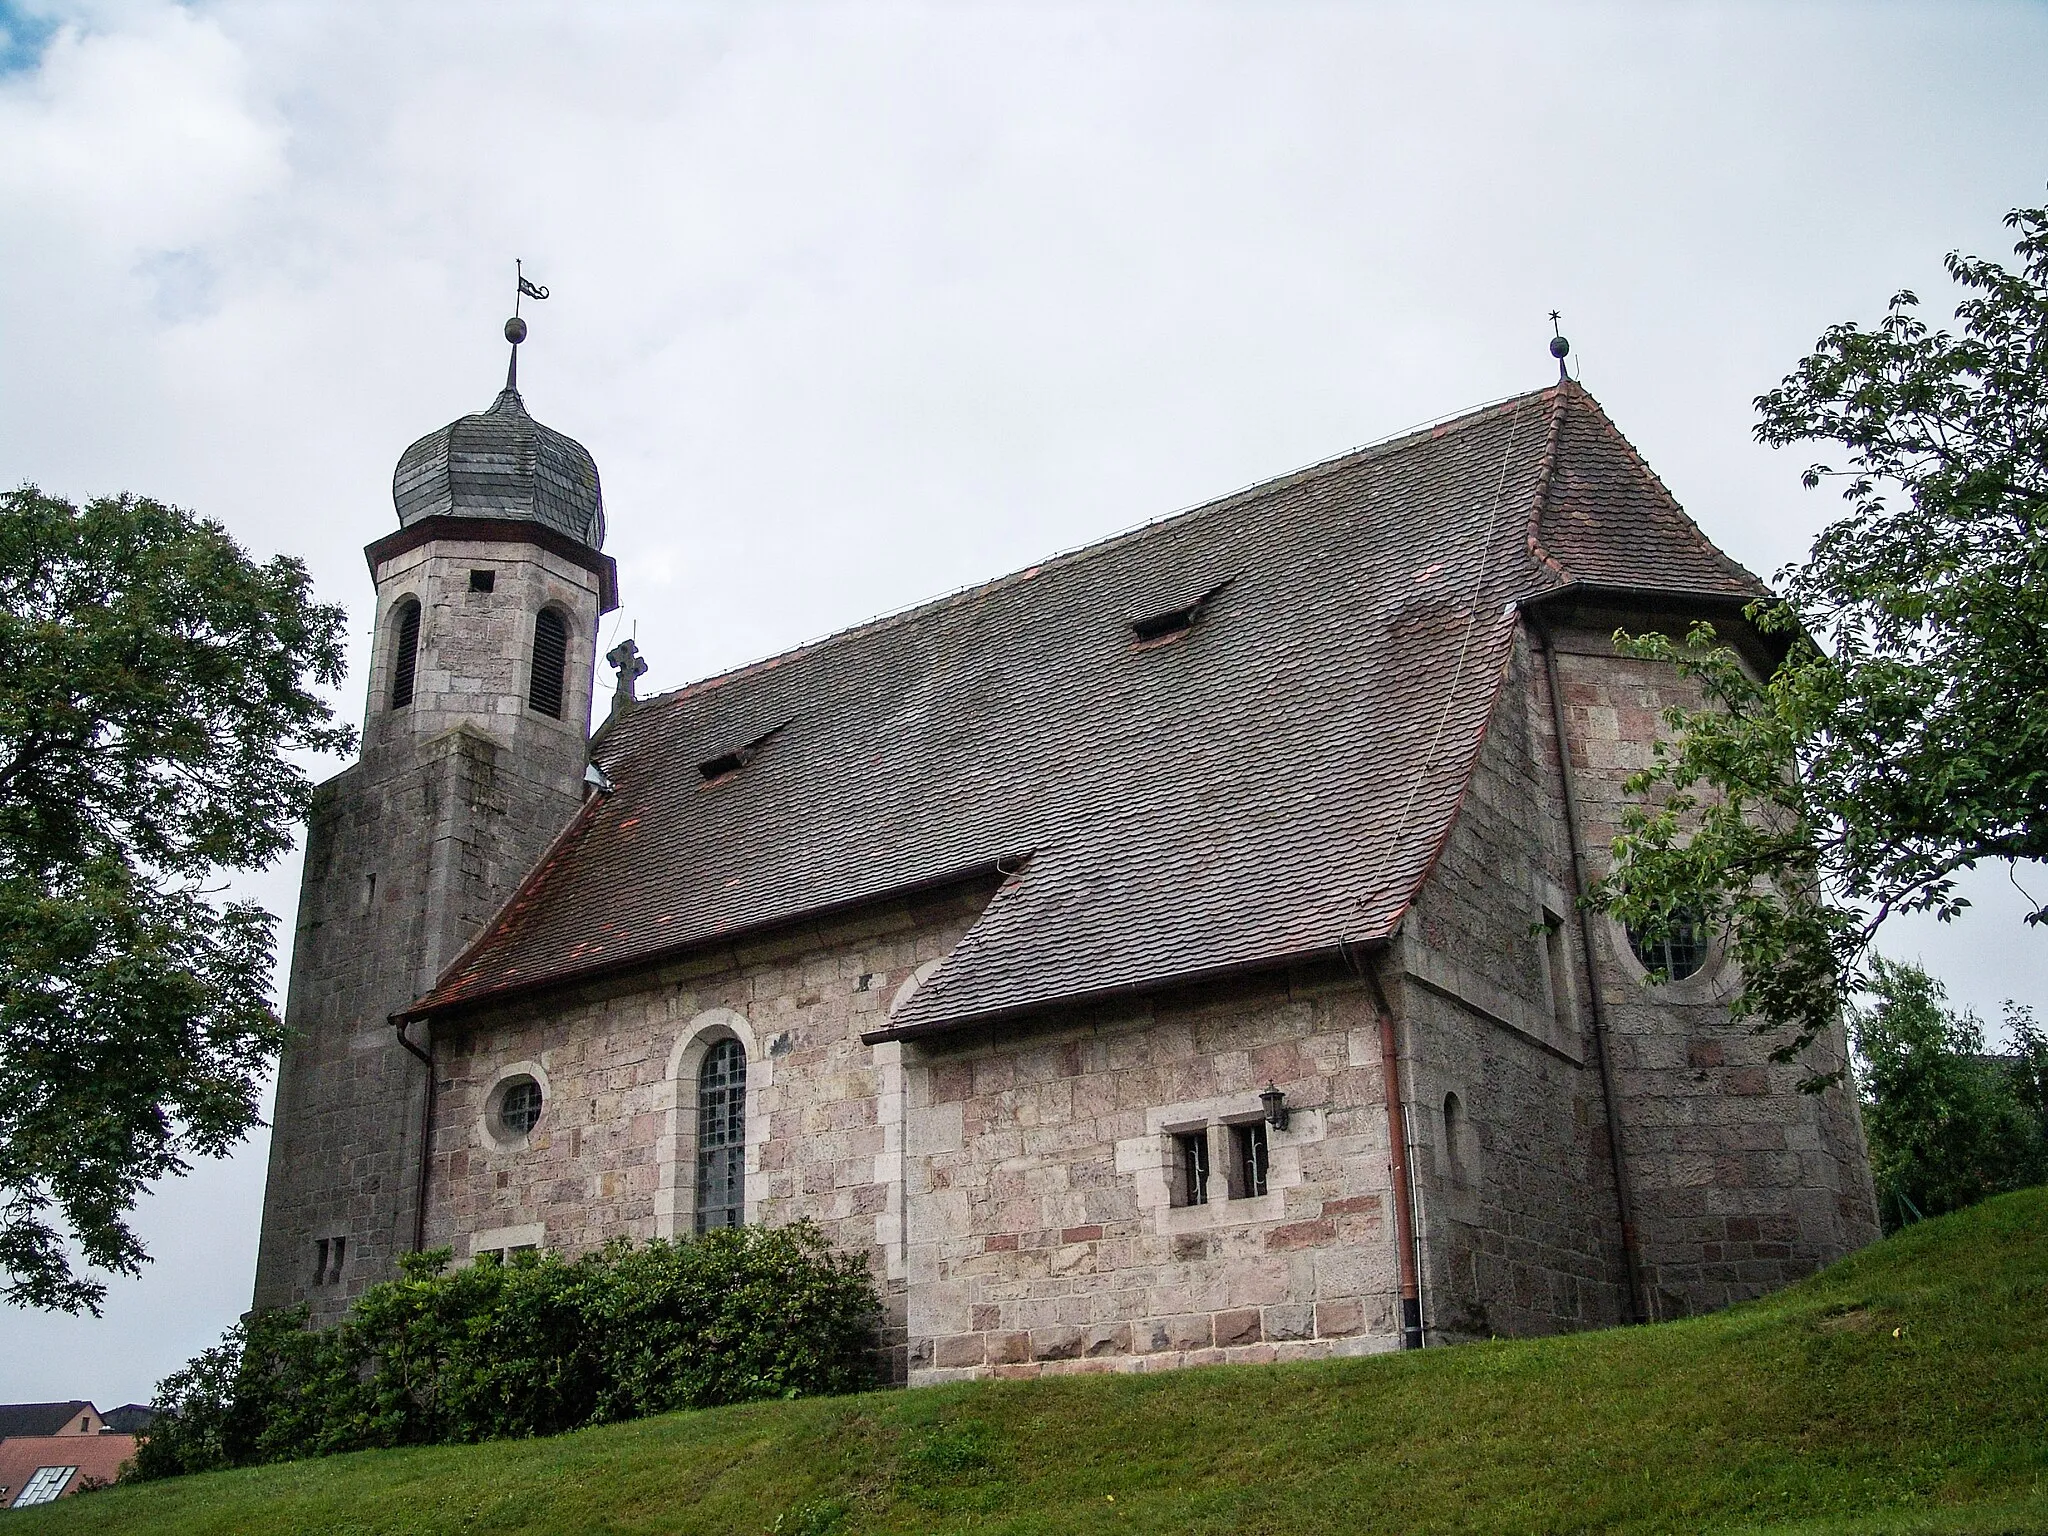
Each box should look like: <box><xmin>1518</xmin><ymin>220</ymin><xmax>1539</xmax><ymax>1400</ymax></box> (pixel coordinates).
<box><xmin>1537</xmin><ymin>608</ymin><xmax>1879</xmax><ymax>1317</ymax></box>
<box><xmin>1397</xmin><ymin>631</ymin><xmax>1631</xmax><ymax>1340</ymax></box>
<box><xmin>902</xmin><ymin>963</ymin><xmax>1403</xmax><ymax>1384</ymax></box>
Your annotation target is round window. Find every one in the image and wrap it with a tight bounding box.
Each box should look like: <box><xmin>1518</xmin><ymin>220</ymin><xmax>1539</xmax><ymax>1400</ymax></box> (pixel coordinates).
<box><xmin>1626</xmin><ymin>912</ymin><xmax>1711</xmax><ymax>982</ymax></box>
<box><xmin>499</xmin><ymin>1076</ymin><xmax>543</xmax><ymax>1137</ymax></box>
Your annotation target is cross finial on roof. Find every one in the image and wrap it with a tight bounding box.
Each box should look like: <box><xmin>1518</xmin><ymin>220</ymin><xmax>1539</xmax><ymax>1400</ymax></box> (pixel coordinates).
<box><xmin>605</xmin><ymin>636</ymin><xmax>648</xmax><ymax>718</ymax></box>
<box><xmin>1548</xmin><ymin>310</ymin><xmax>1571</xmax><ymax>383</ymax></box>
<box><xmin>503</xmin><ymin>259</ymin><xmax>550</xmax><ymax>392</ymax></box>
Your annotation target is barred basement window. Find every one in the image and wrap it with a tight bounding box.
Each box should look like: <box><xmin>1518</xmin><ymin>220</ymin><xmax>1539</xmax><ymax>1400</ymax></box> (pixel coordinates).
<box><xmin>529</xmin><ymin>608</ymin><xmax>569</xmax><ymax>719</ymax></box>
<box><xmin>1230</xmin><ymin>1122</ymin><xmax>1269</xmax><ymax>1198</ymax></box>
<box><xmin>1172</xmin><ymin>1130</ymin><xmax>1210</xmax><ymax>1207</ymax></box>
<box><xmin>1627</xmin><ymin>911</ymin><xmax>1711</xmax><ymax>982</ymax></box>
<box><xmin>389</xmin><ymin>598</ymin><xmax>421</xmax><ymax>709</ymax></box>
<box><xmin>695</xmin><ymin>1038</ymin><xmax>747</xmax><ymax>1232</ymax></box>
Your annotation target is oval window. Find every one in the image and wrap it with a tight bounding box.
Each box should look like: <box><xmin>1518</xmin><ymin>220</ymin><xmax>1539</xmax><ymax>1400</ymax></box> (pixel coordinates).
<box><xmin>1626</xmin><ymin>912</ymin><xmax>1711</xmax><ymax>982</ymax></box>
<box><xmin>498</xmin><ymin>1076</ymin><xmax>544</xmax><ymax>1137</ymax></box>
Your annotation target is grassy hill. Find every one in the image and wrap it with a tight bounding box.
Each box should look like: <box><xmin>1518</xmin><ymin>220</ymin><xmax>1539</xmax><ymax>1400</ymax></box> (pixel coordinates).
<box><xmin>23</xmin><ymin>1188</ymin><xmax>2048</xmax><ymax>1536</ymax></box>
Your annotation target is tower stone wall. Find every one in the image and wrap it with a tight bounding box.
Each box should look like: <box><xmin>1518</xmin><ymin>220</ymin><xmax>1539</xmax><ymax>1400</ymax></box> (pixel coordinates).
<box><xmin>252</xmin><ymin>530</ymin><xmax>605</xmax><ymax>1322</ymax></box>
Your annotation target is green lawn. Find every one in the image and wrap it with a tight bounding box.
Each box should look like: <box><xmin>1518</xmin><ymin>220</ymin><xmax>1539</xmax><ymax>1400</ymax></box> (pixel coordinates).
<box><xmin>25</xmin><ymin>1188</ymin><xmax>2048</xmax><ymax>1535</ymax></box>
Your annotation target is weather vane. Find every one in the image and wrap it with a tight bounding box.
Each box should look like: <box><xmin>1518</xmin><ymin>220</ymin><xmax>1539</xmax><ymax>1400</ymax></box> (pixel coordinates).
<box><xmin>504</xmin><ymin>259</ymin><xmax>550</xmax><ymax>391</ymax></box>
<box><xmin>1548</xmin><ymin>310</ymin><xmax>1570</xmax><ymax>383</ymax></box>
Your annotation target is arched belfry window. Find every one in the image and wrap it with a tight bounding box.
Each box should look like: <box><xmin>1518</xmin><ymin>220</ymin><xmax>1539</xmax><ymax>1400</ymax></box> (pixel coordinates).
<box><xmin>389</xmin><ymin>598</ymin><xmax>421</xmax><ymax>710</ymax></box>
<box><xmin>694</xmin><ymin>1038</ymin><xmax>746</xmax><ymax>1233</ymax></box>
<box><xmin>528</xmin><ymin>608</ymin><xmax>568</xmax><ymax>719</ymax></box>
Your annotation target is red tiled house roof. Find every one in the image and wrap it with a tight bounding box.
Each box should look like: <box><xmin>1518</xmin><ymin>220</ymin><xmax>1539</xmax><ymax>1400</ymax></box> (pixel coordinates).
<box><xmin>404</xmin><ymin>384</ymin><xmax>1765</xmax><ymax>1036</ymax></box>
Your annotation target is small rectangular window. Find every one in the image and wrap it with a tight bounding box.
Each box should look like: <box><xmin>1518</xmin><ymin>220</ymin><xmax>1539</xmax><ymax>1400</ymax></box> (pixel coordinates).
<box><xmin>329</xmin><ymin>1234</ymin><xmax>346</xmax><ymax>1284</ymax></box>
<box><xmin>1231</xmin><ymin>1122</ymin><xmax>1269</xmax><ymax>1199</ymax></box>
<box><xmin>1172</xmin><ymin>1131</ymin><xmax>1210</xmax><ymax>1207</ymax></box>
<box><xmin>468</xmin><ymin>569</ymin><xmax>496</xmax><ymax>593</ymax></box>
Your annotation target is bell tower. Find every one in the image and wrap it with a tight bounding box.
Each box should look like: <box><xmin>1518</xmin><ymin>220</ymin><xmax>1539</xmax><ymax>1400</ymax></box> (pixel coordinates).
<box><xmin>253</xmin><ymin>310</ymin><xmax>618</xmax><ymax>1322</ymax></box>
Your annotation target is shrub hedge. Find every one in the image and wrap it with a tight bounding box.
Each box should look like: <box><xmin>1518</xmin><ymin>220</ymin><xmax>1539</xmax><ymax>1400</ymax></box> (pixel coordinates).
<box><xmin>133</xmin><ymin>1221</ymin><xmax>881</xmax><ymax>1479</ymax></box>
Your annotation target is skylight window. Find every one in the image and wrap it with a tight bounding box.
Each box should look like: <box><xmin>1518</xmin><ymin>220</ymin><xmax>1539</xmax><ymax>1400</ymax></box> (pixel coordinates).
<box><xmin>1129</xmin><ymin>577</ymin><xmax>1234</xmax><ymax>647</ymax></box>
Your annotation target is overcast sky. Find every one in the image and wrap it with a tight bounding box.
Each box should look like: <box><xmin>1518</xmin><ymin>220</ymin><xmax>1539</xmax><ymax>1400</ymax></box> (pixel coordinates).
<box><xmin>1</xmin><ymin>0</ymin><xmax>2044</xmax><ymax>1408</ymax></box>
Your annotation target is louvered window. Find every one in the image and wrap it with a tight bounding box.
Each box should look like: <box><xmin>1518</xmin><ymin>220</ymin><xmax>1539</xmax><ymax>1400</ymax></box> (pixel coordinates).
<box><xmin>529</xmin><ymin>608</ymin><xmax>568</xmax><ymax>719</ymax></box>
<box><xmin>695</xmin><ymin>1038</ymin><xmax>747</xmax><ymax>1233</ymax></box>
<box><xmin>389</xmin><ymin>599</ymin><xmax>421</xmax><ymax>709</ymax></box>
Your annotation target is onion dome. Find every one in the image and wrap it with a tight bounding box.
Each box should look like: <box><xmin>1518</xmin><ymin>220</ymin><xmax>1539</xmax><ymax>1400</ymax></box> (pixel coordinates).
<box><xmin>391</xmin><ymin>385</ymin><xmax>606</xmax><ymax>550</ymax></box>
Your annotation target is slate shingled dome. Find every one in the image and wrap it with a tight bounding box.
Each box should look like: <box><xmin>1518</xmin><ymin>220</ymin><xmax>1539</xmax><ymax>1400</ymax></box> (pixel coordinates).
<box><xmin>392</xmin><ymin>387</ymin><xmax>606</xmax><ymax>547</ymax></box>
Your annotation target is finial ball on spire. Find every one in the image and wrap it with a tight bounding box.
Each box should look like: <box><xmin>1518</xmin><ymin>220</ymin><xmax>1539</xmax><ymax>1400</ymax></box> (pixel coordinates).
<box><xmin>1549</xmin><ymin>334</ymin><xmax>1569</xmax><ymax>360</ymax></box>
<box><xmin>505</xmin><ymin>316</ymin><xmax>529</xmax><ymax>345</ymax></box>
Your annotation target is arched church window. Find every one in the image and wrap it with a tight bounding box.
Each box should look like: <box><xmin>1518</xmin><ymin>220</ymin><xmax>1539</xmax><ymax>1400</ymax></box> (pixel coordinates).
<box><xmin>529</xmin><ymin>608</ymin><xmax>568</xmax><ymax>719</ymax></box>
<box><xmin>390</xmin><ymin>598</ymin><xmax>421</xmax><ymax>710</ymax></box>
<box><xmin>1626</xmin><ymin>911</ymin><xmax>1711</xmax><ymax>982</ymax></box>
<box><xmin>694</xmin><ymin>1038</ymin><xmax>746</xmax><ymax>1233</ymax></box>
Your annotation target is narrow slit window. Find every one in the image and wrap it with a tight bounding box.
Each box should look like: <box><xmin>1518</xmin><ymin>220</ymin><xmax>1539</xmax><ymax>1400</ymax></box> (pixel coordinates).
<box><xmin>389</xmin><ymin>598</ymin><xmax>421</xmax><ymax>710</ymax></box>
<box><xmin>1172</xmin><ymin>1130</ymin><xmax>1210</xmax><ymax>1207</ymax></box>
<box><xmin>695</xmin><ymin>1038</ymin><xmax>747</xmax><ymax>1232</ymax></box>
<box><xmin>1231</xmin><ymin>1122</ymin><xmax>1269</xmax><ymax>1199</ymax></box>
<box><xmin>529</xmin><ymin>608</ymin><xmax>568</xmax><ymax>719</ymax></box>
<box><xmin>1543</xmin><ymin>913</ymin><xmax>1575</xmax><ymax>1028</ymax></box>
<box><xmin>329</xmin><ymin>1234</ymin><xmax>346</xmax><ymax>1285</ymax></box>
<box><xmin>313</xmin><ymin>1238</ymin><xmax>329</xmax><ymax>1286</ymax></box>
<box><xmin>1444</xmin><ymin>1093</ymin><xmax>1471</xmax><ymax>1188</ymax></box>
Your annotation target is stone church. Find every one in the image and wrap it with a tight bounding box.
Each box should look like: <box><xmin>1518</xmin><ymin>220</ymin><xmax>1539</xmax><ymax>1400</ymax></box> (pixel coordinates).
<box><xmin>253</xmin><ymin>331</ymin><xmax>1878</xmax><ymax>1381</ymax></box>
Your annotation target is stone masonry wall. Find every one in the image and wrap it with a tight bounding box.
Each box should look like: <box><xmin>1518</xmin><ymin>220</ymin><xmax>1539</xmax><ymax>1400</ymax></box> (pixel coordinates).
<box><xmin>422</xmin><ymin>877</ymin><xmax>1006</xmax><ymax>1372</ymax></box>
<box><xmin>1397</xmin><ymin>631</ymin><xmax>1631</xmax><ymax>1340</ymax></box>
<box><xmin>423</xmin><ymin>881</ymin><xmax>1411</xmax><ymax>1385</ymax></box>
<box><xmin>253</xmin><ymin>532</ymin><xmax>600</xmax><ymax>1323</ymax></box>
<box><xmin>901</xmin><ymin>963</ymin><xmax>1404</xmax><ymax>1384</ymax></box>
<box><xmin>1537</xmin><ymin>609</ymin><xmax>1879</xmax><ymax>1318</ymax></box>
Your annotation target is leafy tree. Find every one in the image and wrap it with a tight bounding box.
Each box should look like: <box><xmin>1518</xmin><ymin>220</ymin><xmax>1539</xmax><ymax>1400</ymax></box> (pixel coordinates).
<box><xmin>1595</xmin><ymin>199</ymin><xmax>2048</xmax><ymax>1081</ymax></box>
<box><xmin>0</xmin><ymin>489</ymin><xmax>350</xmax><ymax>1313</ymax></box>
<box><xmin>1851</xmin><ymin>956</ymin><xmax>2048</xmax><ymax>1231</ymax></box>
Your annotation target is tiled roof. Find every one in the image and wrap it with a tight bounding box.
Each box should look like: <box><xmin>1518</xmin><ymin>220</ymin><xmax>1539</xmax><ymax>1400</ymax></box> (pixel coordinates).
<box><xmin>407</xmin><ymin>385</ymin><xmax>1765</xmax><ymax>1033</ymax></box>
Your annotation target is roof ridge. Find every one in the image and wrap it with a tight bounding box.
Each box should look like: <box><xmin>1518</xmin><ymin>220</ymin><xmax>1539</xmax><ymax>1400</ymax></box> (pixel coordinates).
<box><xmin>606</xmin><ymin>385</ymin><xmax>1559</xmax><ymax>736</ymax></box>
<box><xmin>1524</xmin><ymin>383</ymin><xmax>1573</xmax><ymax>582</ymax></box>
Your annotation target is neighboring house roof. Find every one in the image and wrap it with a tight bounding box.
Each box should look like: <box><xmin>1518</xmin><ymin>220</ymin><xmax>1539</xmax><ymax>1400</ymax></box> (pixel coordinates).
<box><xmin>99</xmin><ymin>1406</ymin><xmax>155</xmax><ymax>1436</ymax></box>
<box><xmin>406</xmin><ymin>383</ymin><xmax>1765</xmax><ymax>1036</ymax></box>
<box><xmin>0</xmin><ymin>1404</ymin><xmax>93</xmax><ymax>1439</ymax></box>
<box><xmin>0</xmin><ymin>1434</ymin><xmax>135</xmax><ymax>1506</ymax></box>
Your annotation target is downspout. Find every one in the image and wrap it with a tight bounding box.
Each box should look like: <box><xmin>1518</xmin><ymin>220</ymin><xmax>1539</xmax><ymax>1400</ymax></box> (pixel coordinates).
<box><xmin>1534</xmin><ymin>619</ymin><xmax>1650</xmax><ymax>1325</ymax></box>
<box><xmin>393</xmin><ymin>1015</ymin><xmax>435</xmax><ymax>1254</ymax></box>
<box><xmin>1363</xmin><ymin>956</ymin><xmax>1426</xmax><ymax>1350</ymax></box>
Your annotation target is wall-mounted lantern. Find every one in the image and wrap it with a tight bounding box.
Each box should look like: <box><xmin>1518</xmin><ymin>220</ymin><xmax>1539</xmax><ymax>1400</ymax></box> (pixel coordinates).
<box><xmin>1260</xmin><ymin>1082</ymin><xmax>1289</xmax><ymax>1131</ymax></box>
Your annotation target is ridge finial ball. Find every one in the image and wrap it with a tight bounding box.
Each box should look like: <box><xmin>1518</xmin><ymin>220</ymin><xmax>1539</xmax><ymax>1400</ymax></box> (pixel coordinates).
<box><xmin>1549</xmin><ymin>333</ymin><xmax>1570</xmax><ymax>360</ymax></box>
<box><xmin>505</xmin><ymin>316</ymin><xmax>528</xmax><ymax>345</ymax></box>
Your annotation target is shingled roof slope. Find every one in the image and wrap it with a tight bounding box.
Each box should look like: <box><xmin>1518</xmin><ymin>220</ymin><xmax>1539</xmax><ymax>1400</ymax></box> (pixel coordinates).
<box><xmin>408</xmin><ymin>384</ymin><xmax>1764</xmax><ymax>1032</ymax></box>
